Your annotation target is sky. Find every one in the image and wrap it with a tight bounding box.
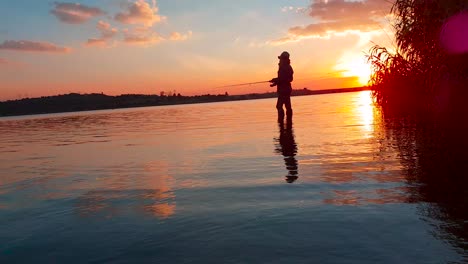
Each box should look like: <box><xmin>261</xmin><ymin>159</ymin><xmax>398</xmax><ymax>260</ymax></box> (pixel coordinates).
<box><xmin>0</xmin><ymin>0</ymin><xmax>394</xmax><ymax>100</ymax></box>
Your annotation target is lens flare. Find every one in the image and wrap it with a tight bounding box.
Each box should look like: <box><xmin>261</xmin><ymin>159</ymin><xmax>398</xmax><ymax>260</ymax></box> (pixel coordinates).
<box><xmin>440</xmin><ymin>11</ymin><xmax>468</xmax><ymax>54</ymax></box>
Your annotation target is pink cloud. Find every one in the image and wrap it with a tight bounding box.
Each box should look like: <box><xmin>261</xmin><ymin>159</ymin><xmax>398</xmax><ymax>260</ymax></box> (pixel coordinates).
<box><xmin>85</xmin><ymin>38</ymin><xmax>108</xmax><ymax>47</ymax></box>
<box><xmin>51</xmin><ymin>2</ymin><xmax>105</xmax><ymax>24</ymax></box>
<box><xmin>115</xmin><ymin>0</ymin><xmax>166</xmax><ymax>27</ymax></box>
<box><xmin>273</xmin><ymin>0</ymin><xmax>391</xmax><ymax>44</ymax></box>
<box><xmin>85</xmin><ymin>21</ymin><xmax>118</xmax><ymax>47</ymax></box>
<box><xmin>112</xmin><ymin>1</ymin><xmax>190</xmax><ymax>47</ymax></box>
<box><xmin>97</xmin><ymin>21</ymin><xmax>118</xmax><ymax>39</ymax></box>
<box><xmin>0</xmin><ymin>40</ymin><xmax>72</xmax><ymax>53</ymax></box>
<box><xmin>0</xmin><ymin>58</ymin><xmax>7</xmax><ymax>64</ymax></box>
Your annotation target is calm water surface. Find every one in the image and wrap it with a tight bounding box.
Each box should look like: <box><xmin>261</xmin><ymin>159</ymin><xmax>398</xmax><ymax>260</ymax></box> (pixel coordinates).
<box><xmin>0</xmin><ymin>91</ymin><xmax>466</xmax><ymax>263</ymax></box>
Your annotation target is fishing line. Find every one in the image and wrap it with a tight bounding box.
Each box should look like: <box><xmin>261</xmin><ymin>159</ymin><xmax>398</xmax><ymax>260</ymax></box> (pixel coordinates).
<box><xmin>212</xmin><ymin>71</ymin><xmax>343</xmax><ymax>90</ymax></box>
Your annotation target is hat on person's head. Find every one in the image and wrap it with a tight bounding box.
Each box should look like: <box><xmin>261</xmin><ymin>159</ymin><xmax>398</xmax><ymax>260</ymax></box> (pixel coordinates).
<box><xmin>278</xmin><ymin>51</ymin><xmax>290</xmax><ymax>59</ymax></box>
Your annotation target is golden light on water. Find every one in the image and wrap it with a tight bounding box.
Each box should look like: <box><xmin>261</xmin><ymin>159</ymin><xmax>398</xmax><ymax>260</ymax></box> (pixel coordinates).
<box><xmin>356</xmin><ymin>90</ymin><xmax>375</xmax><ymax>138</ymax></box>
<box><xmin>144</xmin><ymin>161</ymin><xmax>176</xmax><ymax>219</ymax></box>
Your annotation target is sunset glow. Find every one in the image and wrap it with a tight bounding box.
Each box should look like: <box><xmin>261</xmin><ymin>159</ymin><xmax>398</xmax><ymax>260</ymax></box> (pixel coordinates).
<box><xmin>335</xmin><ymin>55</ymin><xmax>372</xmax><ymax>86</ymax></box>
<box><xmin>0</xmin><ymin>0</ymin><xmax>392</xmax><ymax>100</ymax></box>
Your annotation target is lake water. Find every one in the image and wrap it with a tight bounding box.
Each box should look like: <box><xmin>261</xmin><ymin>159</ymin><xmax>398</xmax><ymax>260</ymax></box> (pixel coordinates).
<box><xmin>0</xmin><ymin>91</ymin><xmax>466</xmax><ymax>263</ymax></box>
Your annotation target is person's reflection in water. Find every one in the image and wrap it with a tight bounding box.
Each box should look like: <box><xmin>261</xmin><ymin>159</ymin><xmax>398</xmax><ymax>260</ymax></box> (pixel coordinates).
<box><xmin>275</xmin><ymin>118</ymin><xmax>299</xmax><ymax>183</ymax></box>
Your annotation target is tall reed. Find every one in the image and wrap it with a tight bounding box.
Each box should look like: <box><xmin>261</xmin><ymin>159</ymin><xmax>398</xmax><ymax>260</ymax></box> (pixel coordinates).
<box><xmin>368</xmin><ymin>0</ymin><xmax>468</xmax><ymax>108</ymax></box>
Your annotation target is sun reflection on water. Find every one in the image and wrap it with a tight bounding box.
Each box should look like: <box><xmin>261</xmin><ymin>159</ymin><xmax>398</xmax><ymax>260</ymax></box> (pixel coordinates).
<box><xmin>354</xmin><ymin>90</ymin><xmax>375</xmax><ymax>138</ymax></box>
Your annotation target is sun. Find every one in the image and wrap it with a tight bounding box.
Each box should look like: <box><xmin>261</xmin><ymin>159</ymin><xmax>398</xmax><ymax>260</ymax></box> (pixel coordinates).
<box><xmin>335</xmin><ymin>55</ymin><xmax>372</xmax><ymax>86</ymax></box>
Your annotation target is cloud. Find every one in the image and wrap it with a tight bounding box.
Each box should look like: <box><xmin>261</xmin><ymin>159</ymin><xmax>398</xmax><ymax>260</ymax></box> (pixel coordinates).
<box><xmin>0</xmin><ymin>58</ymin><xmax>8</xmax><ymax>64</ymax></box>
<box><xmin>0</xmin><ymin>40</ymin><xmax>71</xmax><ymax>53</ymax></box>
<box><xmin>85</xmin><ymin>21</ymin><xmax>118</xmax><ymax>47</ymax></box>
<box><xmin>97</xmin><ymin>21</ymin><xmax>118</xmax><ymax>39</ymax></box>
<box><xmin>309</xmin><ymin>0</ymin><xmax>388</xmax><ymax>21</ymax></box>
<box><xmin>123</xmin><ymin>27</ymin><xmax>164</xmax><ymax>45</ymax></box>
<box><xmin>281</xmin><ymin>6</ymin><xmax>307</xmax><ymax>13</ymax></box>
<box><xmin>273</xmin><ymin>0</ymin><xmax>391</xmax><ymax>44</ymax></box>
<box><xmin>115</xmin><ymin>0</ymin><xmax>166</xmax><ymax>27</ymax></box>
<box><xmin>169</xmin><ymin>31</ymin><xmax>193</xmax><ymax>41</ymax></box>
<box><xmin>121</xmin><ymin>28</ymin><xmax>192</xmax><ymax>46</ymax></box>
<box><xmin>85</xmin><ymin>38</ymin><xmax>108</xmax><ymax>47</ymax></box>
<box><xmin>267</xmin><ymin>37</ymin><xmax>301</xmax><ymax>46</ymax></box>
<box><xmin>51</xmin><ymin>2</ymin><xmax>105</xmax><ymax>24</ymax></box>
<box><xmin>124</xmin><ymin>34</ymin><xmax>163</xmax><ymax>45</ymax></box>
<box><xmin>281</xmin><ymin>6</ymin><xmax>294</xmax><ymax>12</ymax></box>
<box><xmin>288</xmin><ymin>18</ymin><xmax>380</xmax><ymax>38</ymax></box>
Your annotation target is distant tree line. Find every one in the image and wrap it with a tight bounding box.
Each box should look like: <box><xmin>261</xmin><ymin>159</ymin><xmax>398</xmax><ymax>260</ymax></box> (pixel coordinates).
<box><xmin>0</xmin><ymin>87</ymin><xmax>368</xmax><ymax>117</ymax></box>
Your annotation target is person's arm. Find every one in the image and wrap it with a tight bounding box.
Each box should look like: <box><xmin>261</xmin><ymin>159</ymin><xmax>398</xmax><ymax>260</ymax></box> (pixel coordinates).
<box><xmin>269</xmin><ymin>78</ymin><xmax>278</xmax><ymax>87</ymax></box>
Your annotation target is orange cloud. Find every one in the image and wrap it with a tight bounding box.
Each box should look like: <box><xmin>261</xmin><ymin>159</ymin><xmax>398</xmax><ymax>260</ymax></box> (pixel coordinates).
<box><xmin>85</xmin><ymin>21</ymin><xmax>118</xmax><ymax>47</ymax></box>
<box><xmin>124</xmin><ymin>34</ymin><xmax>163</xmax><ymax>45</ymax></box>
<box><xmin>115</xmin><ymin>0</ymin><xmax>166</xmax><ymax>27</ymax></box>
<box><xmin>112</xmin><ymin>1</ymin><xmax>189</xmax><ymax>46</ymax></box>
<box><xmin>169</xmin><ymin>31</ymin><xmax>193</xmax><ymax>41</ymax></box>
<box><xmin>286</xmin><ymin>19</ymin><xmax>380</xmax><ymax>41</ymax></box>
<box><xmin>51</xmin><ymin>2</ymin><xmax>104</xmax><ymax>24</ymax></box>
<box><xmin>123</xmin><ymin>27</ymin><xmax>164</xmax><ymax>45</ymax></box>
<box><xmin>273</xmin><ymin>0</ymin><xmax>391</xmax><ymax>44</ymax></box>
<box><xmin>0</xmin><ymin>40</ymin><xmax>71</xmax><ymax>53</ymax></box>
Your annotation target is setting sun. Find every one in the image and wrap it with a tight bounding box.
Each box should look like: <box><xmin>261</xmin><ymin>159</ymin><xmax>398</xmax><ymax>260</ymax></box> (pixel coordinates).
<box><xmin>335</xmin><ymin>55</ymin><xmax>372</xmax><ymax>86</ymax></box>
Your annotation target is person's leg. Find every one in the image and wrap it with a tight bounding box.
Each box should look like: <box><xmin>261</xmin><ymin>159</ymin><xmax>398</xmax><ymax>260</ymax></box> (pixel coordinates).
<box><xmin>276</xmin><ymin>96</ymin><xmax>285</xmax><ymax>121</ymax></box>
<box><xmin>284</xmin><ymin>96</ymin><xmax>293</xmax><ymax>119</ymax></box>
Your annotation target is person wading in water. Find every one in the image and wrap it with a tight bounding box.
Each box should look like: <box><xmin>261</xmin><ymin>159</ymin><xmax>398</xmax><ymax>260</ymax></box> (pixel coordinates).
<box><xmin>270</xmin><ymin>51</ymin><xmax>294</xmax><ymax>121</ymax></box>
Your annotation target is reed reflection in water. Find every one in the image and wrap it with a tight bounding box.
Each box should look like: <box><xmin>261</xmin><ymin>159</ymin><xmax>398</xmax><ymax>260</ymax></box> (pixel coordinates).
<box><xmin>0</xmin><ymin>91</ymin><xmax>466</xmax><ymax>263</ymax></box>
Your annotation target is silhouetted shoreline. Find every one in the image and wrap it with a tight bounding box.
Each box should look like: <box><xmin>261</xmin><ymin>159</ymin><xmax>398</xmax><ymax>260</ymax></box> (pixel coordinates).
<box><xmin>0</xmin><ymin>87</ymin><xmax>369</xmax><ymax>117</ymax></box>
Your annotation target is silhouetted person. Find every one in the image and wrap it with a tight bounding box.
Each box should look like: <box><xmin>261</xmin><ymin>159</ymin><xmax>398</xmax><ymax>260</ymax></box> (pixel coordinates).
<box><xmin>270</xmin><ymin>51</ymin><xmax>294</xmax><ymax>122</ymax></box>
<box><xmin>274</xmin><ymin>119</ymin><xmax>298</xmax><ymax>183</ymax></box>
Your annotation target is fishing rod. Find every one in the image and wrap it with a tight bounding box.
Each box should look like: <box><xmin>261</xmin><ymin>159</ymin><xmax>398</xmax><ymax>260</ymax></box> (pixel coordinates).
<box><xmin>214</xmin><ymin>80</ymin><xmax>272</xmax><ymax>88</ymax></box>
<box><xmin>214</xmin><ymin>73</ymin><xmax>339</xmax><ymax>90</ymax></box>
